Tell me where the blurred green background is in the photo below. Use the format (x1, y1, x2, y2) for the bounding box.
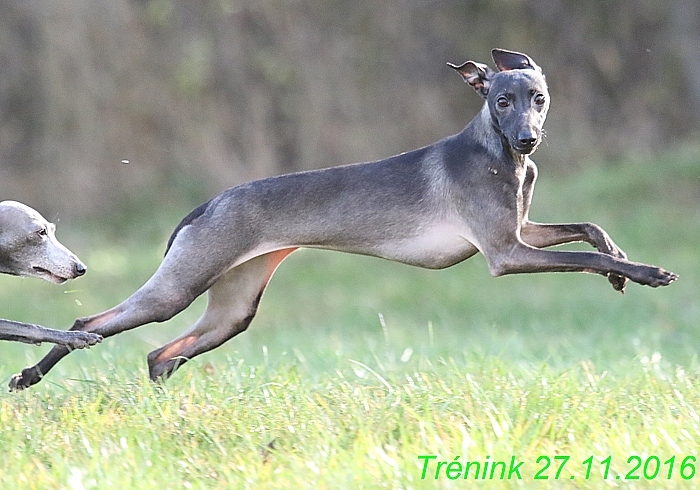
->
(0, 0, 698, 380)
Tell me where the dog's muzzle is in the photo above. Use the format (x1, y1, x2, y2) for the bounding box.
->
(513, 129, 539, 154)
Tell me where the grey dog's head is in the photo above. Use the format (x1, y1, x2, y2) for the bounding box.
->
(0, 201, 86, 284)
(448, 49, 549, 155)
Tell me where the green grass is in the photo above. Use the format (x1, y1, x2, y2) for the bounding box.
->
(0, 147, 699, 488)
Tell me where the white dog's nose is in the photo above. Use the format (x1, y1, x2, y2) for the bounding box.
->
(74, 262, 87, 277)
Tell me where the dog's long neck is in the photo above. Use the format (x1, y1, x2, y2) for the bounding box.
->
(470, 103, 511, 159)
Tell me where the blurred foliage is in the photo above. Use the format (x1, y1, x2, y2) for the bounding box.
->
(0, 0, 698, 221)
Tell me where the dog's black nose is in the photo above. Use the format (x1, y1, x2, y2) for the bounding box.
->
(517, 130, 537, 148)
(74, 262, 87, 276)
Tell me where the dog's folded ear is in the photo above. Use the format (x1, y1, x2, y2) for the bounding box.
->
(491, 49, 541, 73)
(447, 60, 495, 98)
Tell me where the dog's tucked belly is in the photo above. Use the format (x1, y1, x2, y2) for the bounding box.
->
(231, 221, 480, 272)
(372, 222, 480, 269)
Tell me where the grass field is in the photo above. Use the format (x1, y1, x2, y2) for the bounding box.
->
(0, 148, 698, 488)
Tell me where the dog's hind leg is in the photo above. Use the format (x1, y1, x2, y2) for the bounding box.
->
(8, 255, 211, 391)
(147, 248, 298, 381)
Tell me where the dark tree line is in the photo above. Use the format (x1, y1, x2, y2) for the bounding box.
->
(1, 0, 698, 217)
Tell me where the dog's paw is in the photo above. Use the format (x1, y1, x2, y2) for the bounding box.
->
(8, 367, 41, 392)
(64, 332, 102, 349)
(645, 268, 679, 288)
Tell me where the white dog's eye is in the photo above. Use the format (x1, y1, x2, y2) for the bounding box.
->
(37, 227, 48, 237)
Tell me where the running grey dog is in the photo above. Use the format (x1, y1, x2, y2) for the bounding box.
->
(9, 49, 677, 391)
(0, 201, 100, 348)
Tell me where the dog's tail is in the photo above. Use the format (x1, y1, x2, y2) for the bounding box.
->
(164, 199, 212, 256)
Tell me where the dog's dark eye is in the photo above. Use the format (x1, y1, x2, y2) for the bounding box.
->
(497, 96, 509, 108)
(534, 93, 546, 105)
(37, 228, 48, 237)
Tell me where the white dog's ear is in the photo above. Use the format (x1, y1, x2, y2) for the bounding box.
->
(491, 49, 541, 73)
(447, 60, 496, 99)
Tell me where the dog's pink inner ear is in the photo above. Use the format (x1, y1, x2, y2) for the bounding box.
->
(492, 49, 536, 72)
(448, 61, 493, 98)
(469, 77, 484, 89)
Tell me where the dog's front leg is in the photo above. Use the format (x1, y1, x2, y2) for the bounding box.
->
(477, 197, 675, 287)
(520, 221, 628, 291)
(520, 164, 628, 290)
(0, 320, 101, 348)
(484, 239, 676, 288)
